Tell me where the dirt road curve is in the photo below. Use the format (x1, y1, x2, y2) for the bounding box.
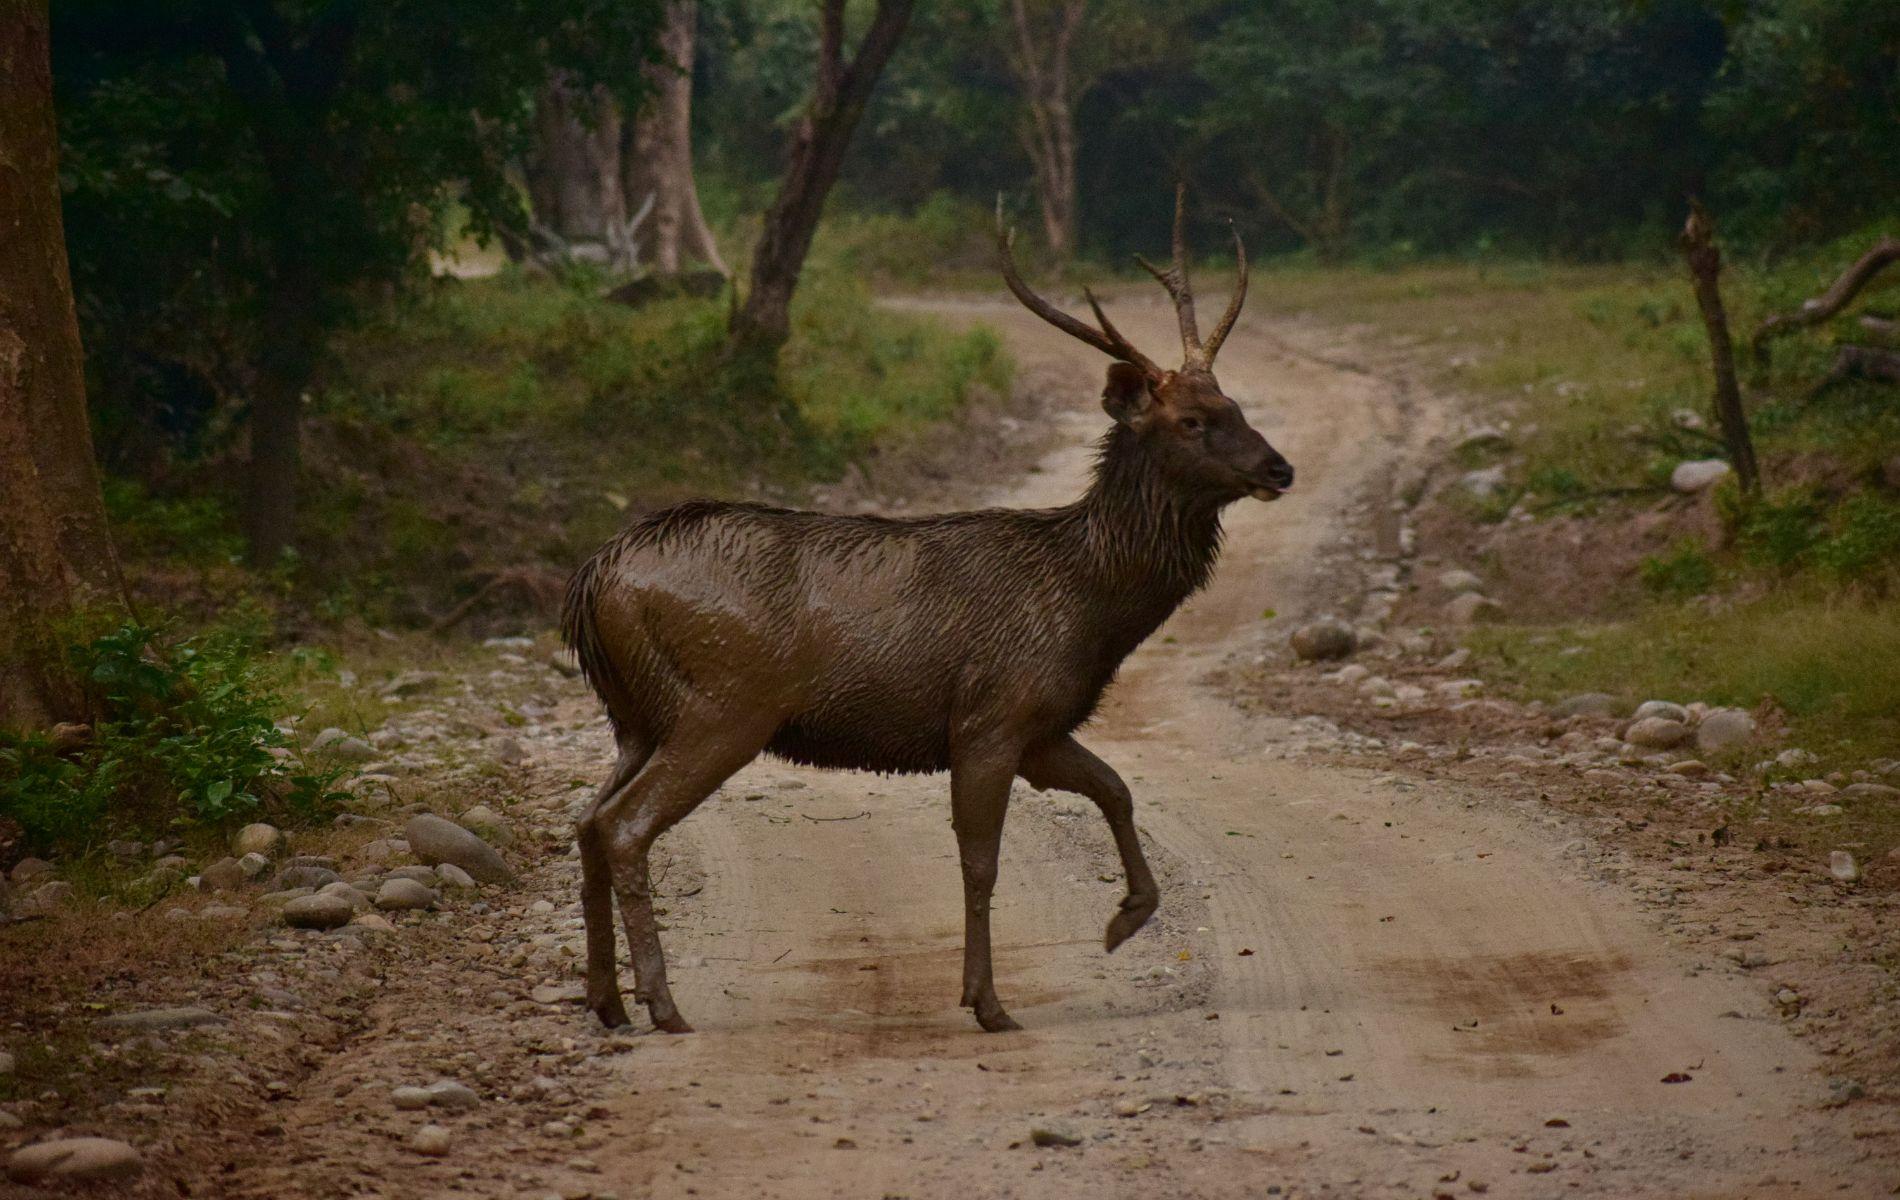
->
(232, 296, 1881, 1199)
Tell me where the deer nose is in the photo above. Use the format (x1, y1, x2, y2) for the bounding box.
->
(1265, 458, 1295, 490)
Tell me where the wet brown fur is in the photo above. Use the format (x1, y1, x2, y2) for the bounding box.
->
(563, 192, 1289, 1035)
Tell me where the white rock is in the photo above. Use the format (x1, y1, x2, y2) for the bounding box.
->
(1695, 708, 1756, 753)
(1830, 851, 1861, 884)
(424, 1079, 480, 1110)
(1633, 700, 1689, 723)
(282, 894, 354, 930)
(1458, 465, 1507, 497)
(232, 823, 284, 858)
(1625, 717, 1691, 749)
(391, 1086, 432, 1110)
(237, 852, 271, 879)
(374, 878, 437, 911)
(411, 1124, 452, 1157)
(1671, 459, 1732, 493)
(1290, 618, 1356, 662)
(1437, 568, 1483, 594)
(1443, 593, 1503, 624)
(435, 863, 476, 889)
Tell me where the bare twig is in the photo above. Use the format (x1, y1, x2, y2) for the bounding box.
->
(799, 810, 871, 823)
(1753, 235, 1900, 359)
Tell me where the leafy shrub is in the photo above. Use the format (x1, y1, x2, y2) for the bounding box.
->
(1813, 493, 1900, 581)
(0, 623, 345, 853)
(1737, 489, 1824, 569)
(1640, 541, 1718, 597)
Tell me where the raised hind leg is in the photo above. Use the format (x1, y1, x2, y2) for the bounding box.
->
(576, 734, 650, 1028)
(1019, 735, 1158, 953)
(591, 710, 773, 1033)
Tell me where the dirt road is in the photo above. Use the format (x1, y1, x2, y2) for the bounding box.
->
(202, 295, 1883, 1199)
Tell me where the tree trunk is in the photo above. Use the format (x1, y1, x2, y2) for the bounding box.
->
(526, 78, 629, 248)
(1005, 0, 1084, 262)
(1680, 202, 1759, 496)
(0, 0, 128, 731)
(623, 1, 729, 277)
(729, 0, 916, 357)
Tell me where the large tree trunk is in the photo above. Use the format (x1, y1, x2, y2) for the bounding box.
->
(624, 1, 728, 276)
(526, 78, 629, 248)
(0, 0, 128, 731)
(1004, 0, 1084, 262)
(729, 0, 915, 357)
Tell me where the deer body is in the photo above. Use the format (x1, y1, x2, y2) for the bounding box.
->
(566, 187, 1292, 1033)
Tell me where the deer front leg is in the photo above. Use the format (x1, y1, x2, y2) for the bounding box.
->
(1019, 735, 1159, 952)
(950, 746, 1022, 1033)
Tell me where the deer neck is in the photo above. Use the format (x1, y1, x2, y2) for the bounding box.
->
(1075, 425, 1226, 611)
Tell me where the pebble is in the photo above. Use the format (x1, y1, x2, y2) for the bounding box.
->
(282, 894, 355, 930)
(435, 863, 476, 889)
(232, 823, 284, 858)
(1829, 851, 1861, 884)
(1632, 700, 1689, 724)
(375, 878, 438, 911)
(1625, 717, 1690, 749)
(1670, 459, 1732, 493)
(1555, 693, 1620, 718)
(319, 881, 371, 910)
(22, 881, 75, 912)
(458, 805, 514, 845)
(1695, 708, 1755, 753)
(405, 814, 514, 885)
(1113, 1099, 1150, 1117)
(392, 1086, 432, 1110)
(424, 1080, 480, 1110)
(411, 1125, 453, 1157)
(1437, 568, 1483, 594)
(6, 1137, 143, 1183)
(199, 857, 248, 892)
(350, 914, 396, 931)
(236, 851, 271, 879)
(10, 857, 55, 886)
(276, 864, 343, 890)
(1840, 782, 1900, 802)
(1290, 618, 1356, 662)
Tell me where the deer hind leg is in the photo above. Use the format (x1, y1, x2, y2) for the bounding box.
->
(593, 712, 769, 1033)
(576, 734, 651, 1029)
(950, 743, 1024, 1033)
(1019, 735, 1159, 953)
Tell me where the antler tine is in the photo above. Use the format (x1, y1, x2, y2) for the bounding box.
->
(1201, 220, 1248, 365)
(1134, 181, 1204, 367)
(996, 194, 1161, 377)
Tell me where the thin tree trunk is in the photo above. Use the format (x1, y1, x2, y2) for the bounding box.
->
(1004, 0, 1084, 262)
(528, 79, 629, 247)
(0, 0, 128, 731)
(624, 1, 728, 276)
(729, 0, 915, 357)
(1680, 202, 1759, 496)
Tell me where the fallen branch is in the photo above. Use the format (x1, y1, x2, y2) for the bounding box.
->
(1859, 314, 1899, 341)
(1753, 235, 1900, 358)
(799, 810, 871, 823)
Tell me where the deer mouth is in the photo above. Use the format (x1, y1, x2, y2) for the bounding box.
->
(1250, 485, 1287, 502)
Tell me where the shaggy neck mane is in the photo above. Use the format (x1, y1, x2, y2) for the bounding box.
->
(1073, 423, 1225, 603)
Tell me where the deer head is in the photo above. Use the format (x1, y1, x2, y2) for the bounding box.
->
(997, 184, 1293, 503)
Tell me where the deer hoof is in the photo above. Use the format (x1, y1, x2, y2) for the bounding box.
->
(590, 992, 632, 1030)
(651, 1011, 695, 1035)
(974, 1004, 1023, 1034)
(1104, 895, 1158, 953)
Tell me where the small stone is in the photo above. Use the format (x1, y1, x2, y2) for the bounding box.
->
(236, 851, 271, 879)
(392, 1086, 432, 1110)
(1665, 760, 1709, 777)
(1671, 459, 1732, 494)
(318, 881, 371, 910)
(1443, 593, 1503, 624)
(1555, 693, 1620, 718)
(1113, 1099, 1150, 1118)
(1290, 618, 1356, 662)
(282, 894, 354, 930)
(199, 857, 248, 892)
(424, 1080, 480, 1110)
(492, 737, 528, 765)
(232, 823, 284, 858)
(6, 1137, 143, 1183)
(350, 913, 396, 931)
(374, 878, 437, 911)
(457, 804, 514, 846)
(106, 838, 145, 861)
(1829, 851, 1861, 884)
(275, 864, 342, 890)
(1777, 748, 1818, 768)
(1840, 782, 1900, 802)
(1625, 717, 1690, 749)
(329, 736, 376, 762)
(1695, 709, 1755, 753)
(9, 857, 54, 886)
(404, 814, 514, 885)
(1437, 568, 1483, 594)
(1458, 465, 1507, 498)
(21, 880, 75, 912)
(1633, 700, 1689, 723)
(411, 1124, 452, 1157)
(381, 669, 441, 698)
(1030, 1124, 1083, 1148)
(97, 1007, 224, 1033)
(435, 863, 476, 889)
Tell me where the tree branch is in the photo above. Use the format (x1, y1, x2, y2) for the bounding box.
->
(1753, 235, 1900, 358)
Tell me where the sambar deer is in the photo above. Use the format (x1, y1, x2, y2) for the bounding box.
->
(564, 185, 1292, 1033)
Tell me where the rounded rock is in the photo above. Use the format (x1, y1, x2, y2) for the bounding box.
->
(1437, 568, 1484, 594)
(374, 878, 437, 912)
(435, 863, 476, 889)
(1443, 593, 1504, 624)
(232, 823, 285, 859)
(7, 1137, 143, 1183)
(411, 1124, 452, 1157)
(457, 804, 514, 846)
(1290, 618, 1357, 662)
(1671, 459, 1732, 494)
(282, 893, 354, 930)
(1555, 693, 1621, 719)
(1625, 717, 1691, 749)
(1695, 708, 1756, 753)
(391, 1086, 432, 1111)
(198, 857, 248, 893)
(404, 814, 514, 885)
(1633, 700, 1690, 723)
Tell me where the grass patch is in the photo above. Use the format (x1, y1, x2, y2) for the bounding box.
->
(1467, 591, 1900, 764)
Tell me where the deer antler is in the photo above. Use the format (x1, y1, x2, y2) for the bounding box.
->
(996, 196, 1161, 379)
(1134, 184, 1247, 370)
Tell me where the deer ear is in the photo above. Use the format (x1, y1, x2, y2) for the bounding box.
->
(1101, 363, 1156, 429)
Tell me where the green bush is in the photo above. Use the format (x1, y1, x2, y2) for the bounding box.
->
(0, 623, 345, 854)
(1640, 541, 1718, 597)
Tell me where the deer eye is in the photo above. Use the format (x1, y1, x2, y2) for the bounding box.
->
(1179, 416, 1204, 434)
